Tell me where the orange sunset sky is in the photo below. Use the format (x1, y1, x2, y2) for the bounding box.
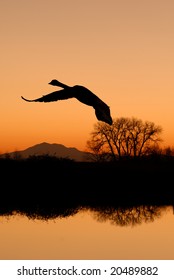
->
(1, 0, 174, 154)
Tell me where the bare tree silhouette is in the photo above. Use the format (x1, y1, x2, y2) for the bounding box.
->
(21, 79, 113, 125)
(87, 117, 162, 161)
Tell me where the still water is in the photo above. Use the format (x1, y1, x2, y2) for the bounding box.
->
(0, 206, 173, 260)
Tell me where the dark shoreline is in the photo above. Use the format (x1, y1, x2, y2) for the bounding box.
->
(0, 156, 173, 220)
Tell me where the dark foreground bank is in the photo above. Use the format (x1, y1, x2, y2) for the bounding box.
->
(0, 156, 173, 219)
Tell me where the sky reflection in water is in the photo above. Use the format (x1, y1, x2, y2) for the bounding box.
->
(0, 206, 173, 260)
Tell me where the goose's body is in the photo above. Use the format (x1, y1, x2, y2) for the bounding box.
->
(21, 79, 113, 125)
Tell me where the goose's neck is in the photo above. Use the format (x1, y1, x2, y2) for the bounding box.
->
(56, 81, 70, 89)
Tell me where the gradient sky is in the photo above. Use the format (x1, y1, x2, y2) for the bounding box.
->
(1, 0, 174, 153)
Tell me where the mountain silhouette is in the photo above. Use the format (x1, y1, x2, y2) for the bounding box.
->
(0, 142, 91, 162)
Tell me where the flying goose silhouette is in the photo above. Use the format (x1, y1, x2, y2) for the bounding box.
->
(21, 79, 113, 125)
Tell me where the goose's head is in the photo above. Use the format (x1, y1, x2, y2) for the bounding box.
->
(48, 79, 69, 89)
(48, 79, 61, 86)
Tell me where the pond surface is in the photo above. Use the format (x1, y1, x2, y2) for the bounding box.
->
(0, 206, 173, 260)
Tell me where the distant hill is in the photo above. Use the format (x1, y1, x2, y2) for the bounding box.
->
(0, 142, 92, 162)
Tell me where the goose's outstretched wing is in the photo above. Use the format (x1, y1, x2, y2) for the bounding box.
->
(21, 88, 74, 103)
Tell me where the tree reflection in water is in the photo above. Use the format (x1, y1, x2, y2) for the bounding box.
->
(90, 205, 169, 226)
(0, 204, 170, 227)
